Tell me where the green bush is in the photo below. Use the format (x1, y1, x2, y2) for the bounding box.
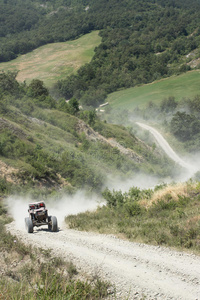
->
(102, 188, 124, 208)
(0, 178, 12, 196)
(124, 201, 143, 216)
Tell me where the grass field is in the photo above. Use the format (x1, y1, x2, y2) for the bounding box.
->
(106, 70, 200, 110)
(0, 31, 101, 87)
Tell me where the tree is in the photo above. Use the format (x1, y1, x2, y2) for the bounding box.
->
(0, 71, 19, 95)
(80, 110, 97, 126)
(188, 95, 200, 116)
(170, 111, 200, 141)
(161, 96, 177, 113)
(68, 97, 80, 115)
(28, 79, 49, 98)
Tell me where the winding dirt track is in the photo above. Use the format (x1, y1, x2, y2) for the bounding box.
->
(136, 122, 197, 175)
(6, 222, 200, 300)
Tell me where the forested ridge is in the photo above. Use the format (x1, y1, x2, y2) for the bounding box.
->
(1, 0, 200, 106)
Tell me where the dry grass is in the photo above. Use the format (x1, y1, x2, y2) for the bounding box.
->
(141, 182, 196, 208)
(0, 31, 101, 87)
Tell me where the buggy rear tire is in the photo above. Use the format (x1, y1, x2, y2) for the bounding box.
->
(48, 216, 58, 232)
(51, 216, 58, 232)
(25, 217, 33, 233)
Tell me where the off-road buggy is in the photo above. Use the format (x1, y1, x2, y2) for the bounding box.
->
(25, 201, 58, 233)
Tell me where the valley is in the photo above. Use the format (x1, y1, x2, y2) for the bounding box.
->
(1, 0, 200, 299)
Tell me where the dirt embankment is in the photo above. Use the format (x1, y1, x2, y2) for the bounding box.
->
(0, 160, 19, 184)
(76, 120, 143, 163)
(6, 222, 200, 300)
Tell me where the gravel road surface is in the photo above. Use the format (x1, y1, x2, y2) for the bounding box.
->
(6, 222, 200, 300)
(136, 122, 198, 178)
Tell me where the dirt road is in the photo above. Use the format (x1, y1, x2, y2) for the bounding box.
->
(136, 122, 198, 179)
(6, 222, 200, 300)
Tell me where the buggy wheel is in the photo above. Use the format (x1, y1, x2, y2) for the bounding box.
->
(25, 217, 33, 233)
(51, 216, 58, 232)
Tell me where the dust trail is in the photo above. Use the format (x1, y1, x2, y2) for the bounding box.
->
(106, 173, 165, 192)
(136, 122, 198, 178)
(5, 192, 103, 230)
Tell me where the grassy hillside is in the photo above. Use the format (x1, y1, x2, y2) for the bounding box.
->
(106, 70, 200, 111)
(0, 72, 175, 199)
(0, 31, 101, 88)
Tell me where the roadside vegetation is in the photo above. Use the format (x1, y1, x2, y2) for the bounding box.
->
(144, 96, 200, 153)
(66, 181, 200, 253)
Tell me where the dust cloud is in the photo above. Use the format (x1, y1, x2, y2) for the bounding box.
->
(47, 191, 103, 224)
(5, 122, 200, 232)
(5, 191, 103, 231)
(5, 172, 166, 233)
(106, 173, 164, 192)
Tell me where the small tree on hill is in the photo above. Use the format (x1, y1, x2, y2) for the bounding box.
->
(28, 79, 49, 98)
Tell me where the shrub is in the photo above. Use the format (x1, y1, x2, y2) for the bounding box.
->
(102, 188, 124, 208)
(0, 178, 12, 196)
(124, 201, 143, 216)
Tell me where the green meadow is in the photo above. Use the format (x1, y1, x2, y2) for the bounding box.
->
(0, 31, 101, 87)
(106, 70, 200, 110)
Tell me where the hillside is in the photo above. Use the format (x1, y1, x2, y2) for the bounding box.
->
(1, 0, 200, 107)
(0, 72, 175, 199)
(98, 70, 200, 154)
(0, 0, 199, 231)
(52, 0, 200, 106)
(105, 70, 200, 111)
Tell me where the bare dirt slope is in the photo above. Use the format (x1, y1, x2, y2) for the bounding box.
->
(6, 222, 200, 300)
